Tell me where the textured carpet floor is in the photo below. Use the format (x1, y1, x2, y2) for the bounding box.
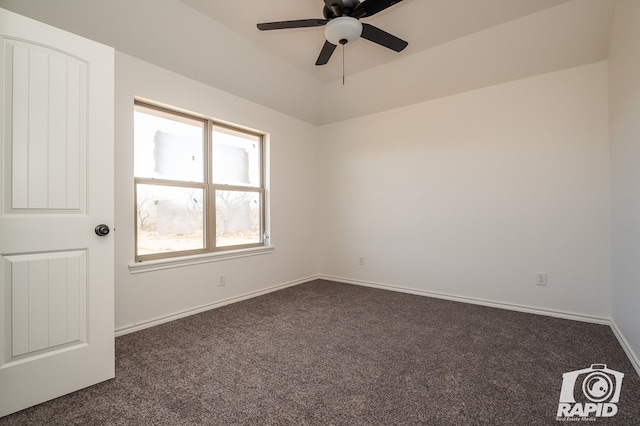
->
(1, 280, 639, 425)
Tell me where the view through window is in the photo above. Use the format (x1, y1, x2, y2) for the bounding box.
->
(134, 102, 265, 261)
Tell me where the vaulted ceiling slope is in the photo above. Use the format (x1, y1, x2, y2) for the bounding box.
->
(0, 0, 323, 124)
(0, 0, 614, 125)
(319, 0, 614, 124)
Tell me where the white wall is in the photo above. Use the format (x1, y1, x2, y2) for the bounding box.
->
(114, 53, 318, 331)
(608, 0, 640, 368)
(318, 62, 611, 319)
(0, 0, 323, 124)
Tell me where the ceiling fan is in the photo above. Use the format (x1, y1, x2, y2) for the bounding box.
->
(257, 0, 408, 66)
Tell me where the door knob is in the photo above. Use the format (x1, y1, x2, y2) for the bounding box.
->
(95, 224, 110, 236)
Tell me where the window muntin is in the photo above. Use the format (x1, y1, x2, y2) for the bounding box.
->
(134, 102, 265, 261)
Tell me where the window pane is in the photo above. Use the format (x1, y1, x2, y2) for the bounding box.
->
(137, 184, 205, 256)
(215, 190, 261, 247)
(134, 105, 204, 182)
(212, 127, 261, 187)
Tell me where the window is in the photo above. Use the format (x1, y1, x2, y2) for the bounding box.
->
(134, 101, 266, 261)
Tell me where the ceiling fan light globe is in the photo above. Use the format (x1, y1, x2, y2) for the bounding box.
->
(324, 17, 362, 45)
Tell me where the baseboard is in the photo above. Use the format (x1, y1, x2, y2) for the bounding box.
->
(610, 320, 640, 377)
(321, 275, 640, 377)
(319, 274, 611, 325)
(115, 273, 639, 378)
(116, 274, 609, 336)
(114, 275, 317, 337)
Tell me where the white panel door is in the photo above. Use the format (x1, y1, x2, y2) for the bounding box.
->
(0, 8, 114, 417)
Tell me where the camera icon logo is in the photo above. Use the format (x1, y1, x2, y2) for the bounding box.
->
(557, 364, 624, 419)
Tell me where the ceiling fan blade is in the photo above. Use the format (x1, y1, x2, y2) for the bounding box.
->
(352, 0, 403, 18)
(315, 40, 337, 65)
(257, 19, 327, 31)
(361, 23, 408, 52)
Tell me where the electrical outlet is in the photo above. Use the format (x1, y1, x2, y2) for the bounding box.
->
(219, 274, 226, 286)
(536, 272, 547, 286)
(358, 256, 365, 266)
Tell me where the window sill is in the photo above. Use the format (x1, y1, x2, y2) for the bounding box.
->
(128, 245, 275, 274)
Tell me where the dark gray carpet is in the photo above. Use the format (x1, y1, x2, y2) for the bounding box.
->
(1, 280, 639, 425)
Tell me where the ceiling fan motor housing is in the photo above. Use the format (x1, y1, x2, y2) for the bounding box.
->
(325, 17, 363, 45)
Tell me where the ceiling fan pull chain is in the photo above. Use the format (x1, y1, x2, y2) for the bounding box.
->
(342, 42, 345, 85)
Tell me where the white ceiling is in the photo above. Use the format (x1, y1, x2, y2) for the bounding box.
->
(0, 0, 616, 124)
(180, 0, 573, 83)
